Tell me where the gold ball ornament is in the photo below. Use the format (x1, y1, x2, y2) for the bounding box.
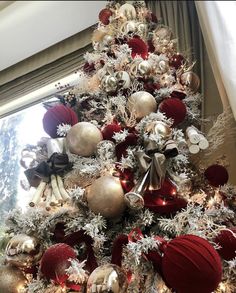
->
(86, 176, 126, 218)
(127, 91, 157, 119)
(119, 3, 136, 20)
(115, 71, 131, 89)
(0, 265, 27, 293)
(86, 264, 128, 293)
(66, 122, 103, 156)
(101, 75, 118, 93)
(180, 71, 200, 93)
(5, 234, 42, 268)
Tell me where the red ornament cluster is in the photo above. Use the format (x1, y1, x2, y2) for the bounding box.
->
(204, 164, 229, 187)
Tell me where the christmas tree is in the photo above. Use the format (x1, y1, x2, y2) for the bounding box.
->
(0, 1, 235, 293)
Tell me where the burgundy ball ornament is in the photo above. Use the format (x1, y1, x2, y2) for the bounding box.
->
(66, 122, 103, 157)
(214, 228, 236, 260)
(159, 98, 187, 126)
(128, 37, 148, 59)
(99, 8, 113, 25)
(169, 53, 185, 69)
(40, 243, 76, 285)
(102, 123, 122, 141)
(43, 105, 78, 138)
(161, 235, 222, 293)
(204, 164, 229, 187)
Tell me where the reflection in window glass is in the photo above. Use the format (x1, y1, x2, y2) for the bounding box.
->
(0, 103, 48, 221)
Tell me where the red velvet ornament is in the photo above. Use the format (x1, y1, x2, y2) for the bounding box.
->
(43, 105, 78, 138)
(170, 53, 185, 69)
(101, 123, 122, 141)
(144, 178, 187, 215)
(127, 37, 148, 59)
(204, 164, 229, 187)
(214, 228, 236, 260)
(40, 243, 76, 285)
(161, 235, 222, 293)
(115, 132, 138, 161)
(170, 90, 186, 100)
(99, 8, 113, 25)
(159, 98, 187, 126)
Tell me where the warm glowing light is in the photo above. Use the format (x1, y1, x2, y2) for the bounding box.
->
(162, 200, 166, 205)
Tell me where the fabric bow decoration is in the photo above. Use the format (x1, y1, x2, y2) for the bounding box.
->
(136, 140, 178, 190)
(25, 152, 72, 186)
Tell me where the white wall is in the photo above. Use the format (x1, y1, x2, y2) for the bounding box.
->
(0, 1, 107, 71)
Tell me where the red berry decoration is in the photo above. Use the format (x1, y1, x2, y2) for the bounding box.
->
(170, 53, 185, 69)
(40, 243, 76, 285)
(214, 228, 236, 260)
(144, 178, 187, 215)
(204, 164, 229, 187)
(43, 105, 78, 138)
(161, 235, 222, 293)
(101, 123, 122, 141)
(128, 37, 148, 59)
(159, 98, 187, 126)
(99, 8, 112, 25)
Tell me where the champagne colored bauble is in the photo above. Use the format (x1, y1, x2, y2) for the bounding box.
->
(86, 176, 126, 218)
(86, 264, 128, 293)
(127, 91, 157, 119)
(66, 122, 103, 156)
(6, 234, 42, 268)
(180, 71, 200, 93)
(119, 3, 136, 20)
(115, 71, 131, 89)
(0, 265, 27, 293)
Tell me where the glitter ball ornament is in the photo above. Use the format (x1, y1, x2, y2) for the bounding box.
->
(204, 164, 229, 187)
(180, 71, 200, 93)
(99, 8, 113, 25)
(161, 235, 222, 293)
(0, 265, 27, 293)
(127, 91, 157, 119)
(159, 98, 187, 126)
(40, 243, 76, 285)
(169, 53, 185, 69)
(102, 123, 122, 141)
(66, 122, 103, 156)
(128, 37, 148, 59)
(43, 105, 78, 138)
(214, 228, 236, 260)
(86, 176, 126, 218)
(86, 264, 128, 293)
(6, 234, 42, 268)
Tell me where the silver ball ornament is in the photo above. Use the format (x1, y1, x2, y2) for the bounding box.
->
(127, 91, 157, 119)
(138, 60, 152, 75)
(115, 71, 131, 89)
(101, 75, 118, 93)
(103, 35, 113, 46)
(86, 264, 128, 293)
(86, 176, 126, 218)
(5, 234, 42, 268)
(66, 122, 103, 156)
